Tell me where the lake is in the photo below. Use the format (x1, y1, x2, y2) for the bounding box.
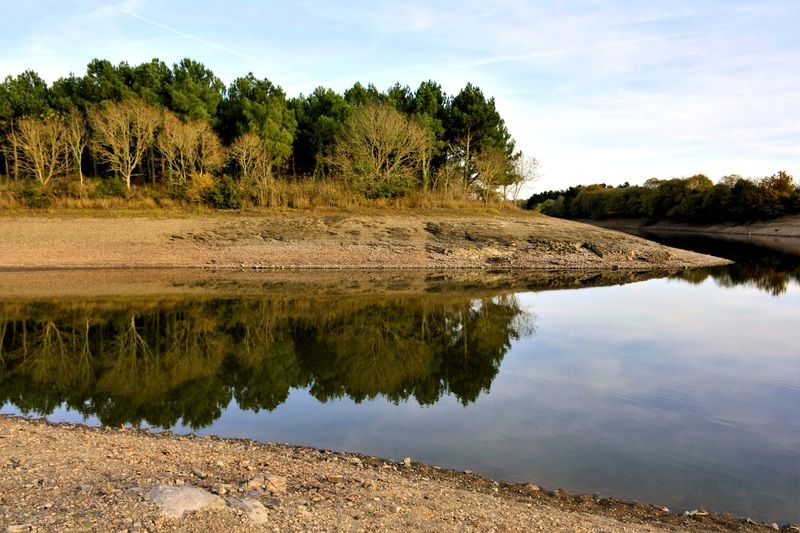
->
(1, 237, 798, 524)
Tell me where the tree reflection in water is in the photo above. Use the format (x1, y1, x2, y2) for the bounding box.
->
(0, 294, 534, 429)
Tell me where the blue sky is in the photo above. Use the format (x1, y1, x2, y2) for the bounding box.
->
(1, 0, 798, 192)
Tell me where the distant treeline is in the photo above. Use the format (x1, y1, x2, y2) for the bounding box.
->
(525, 173, 799, 223)
(0, 58, 536, 208)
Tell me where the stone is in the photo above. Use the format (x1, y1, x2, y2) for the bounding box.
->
(264, 474, 287, 494)
(402, 457, 412, 467)
(148, 484, 225, 519)
(245, 473, 286, 494)
(524, 484, 540, 492)
(325, 474, 344, 484)
(7, 525, 33, 533)
(227, 497, 269, 525)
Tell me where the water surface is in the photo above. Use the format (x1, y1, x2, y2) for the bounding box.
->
(1, 247, 798, 523)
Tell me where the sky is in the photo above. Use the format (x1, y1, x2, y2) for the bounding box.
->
(1, 0, 798, 193)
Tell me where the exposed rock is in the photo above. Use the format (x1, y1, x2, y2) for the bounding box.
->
(581, 241, 604, 258)
(244, 473, 287, 494)
(6, 525, 33, 533)
(148, 484, 225, 518)
(227, 497, 269, 525)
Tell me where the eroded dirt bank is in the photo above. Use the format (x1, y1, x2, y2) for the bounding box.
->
(0, 211, 729, 270)
(0, 416, 787, 533)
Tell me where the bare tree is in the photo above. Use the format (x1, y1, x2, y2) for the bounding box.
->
(509, 153, 539, 201)
(158, 112, 224, 186)
(330, 104, 429, 194)
(473, 147, 510, 203)
(6, 115, 70, 186)
(90, 98, 161, 189)
(64, 108, 87, 188)
(230, 132, 272, 195)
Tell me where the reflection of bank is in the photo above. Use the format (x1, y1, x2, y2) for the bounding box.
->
(0, 293, 534, 430)
(631, 232, 800, 297)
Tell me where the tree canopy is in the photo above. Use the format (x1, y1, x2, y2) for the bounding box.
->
(0, 56, 532, 206)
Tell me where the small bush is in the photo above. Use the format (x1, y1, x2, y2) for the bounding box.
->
(187, 173, 215, 203)
(204, 176, 242, 209)
(93, 177, 129, 198)
(365, 176, 415, 199)
(20, 183, 54, 208)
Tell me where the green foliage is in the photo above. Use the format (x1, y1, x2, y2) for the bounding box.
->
(1, 57, 525, 205)
(20, 182, 53, 207)
(290, 87, 351, 176)
(527, 172, 798, 223)
(93, 177, 129, 198)
(365, 175, 416, 199)
(204, 176, 242, 209)
(217, 74, 296, 163)
(165, 58, 224, 123)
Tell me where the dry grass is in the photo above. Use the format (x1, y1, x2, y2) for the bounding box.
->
(0, 175, 519, 216)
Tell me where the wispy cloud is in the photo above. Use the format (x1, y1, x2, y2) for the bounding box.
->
(1, 0, 797, 191)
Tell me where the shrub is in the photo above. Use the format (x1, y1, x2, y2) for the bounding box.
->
(20, 182, 54, 208)
(93, 177, 129, 198)
(204, 176, 242, 209)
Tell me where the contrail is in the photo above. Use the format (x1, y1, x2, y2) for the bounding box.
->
(120, 8, 260, 65)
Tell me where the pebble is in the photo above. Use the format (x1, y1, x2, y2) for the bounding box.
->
(401, 457, 412, 467)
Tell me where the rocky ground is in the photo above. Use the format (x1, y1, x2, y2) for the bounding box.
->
(0, 210, 729, 270)
(2, 416, 793, 533)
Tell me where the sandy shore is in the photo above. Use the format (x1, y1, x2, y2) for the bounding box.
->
(1, 416, 785, 533)
(0, 211, 730, 270)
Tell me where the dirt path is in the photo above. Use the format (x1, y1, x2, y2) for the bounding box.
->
(1, 416, 782, 533)
(0, 211, 728, 270)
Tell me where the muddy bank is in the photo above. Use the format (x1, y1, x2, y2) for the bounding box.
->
(0, 211, 729, 270)
(587, 216, 800, 256)
(1, 416, 789, 533)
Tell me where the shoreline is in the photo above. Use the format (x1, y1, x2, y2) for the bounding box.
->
(0, 211, 731, 271)
(1, 415, 787, 532)
(583, 216, 800, 256)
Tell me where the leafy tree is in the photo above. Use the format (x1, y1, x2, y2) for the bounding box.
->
(446, 83, 515, 188)
(385, 83, 414, 114)
(343, 82, 382, 106)
(130, 58, 172, 107)
(165, 58, 224, 123)
(80, 59, 134, 104)
(216, 74, 296, 165)
(290, 87, 351, 176)
(412, 81, 448, 189)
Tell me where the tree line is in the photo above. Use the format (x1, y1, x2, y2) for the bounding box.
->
(526, 172, 799, 223)
(0, 58, 537, 208)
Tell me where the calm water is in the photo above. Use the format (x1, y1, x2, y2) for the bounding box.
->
(1, 240, 798, 523)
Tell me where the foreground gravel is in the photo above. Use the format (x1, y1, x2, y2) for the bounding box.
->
(0, 417, 785, 533)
